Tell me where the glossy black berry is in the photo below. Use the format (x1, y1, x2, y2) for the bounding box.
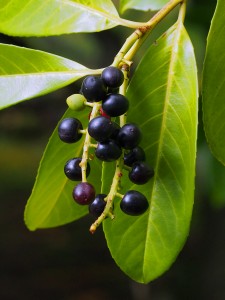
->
(80, 76, 107, 102)
(72, 182, 95, 205)
(102, 94, 129, 117)
(129, 161, 154, 185)
(124, 146, 146, 167)
(89, 194, 107, 218)
(117, 123, 142, 149)
(64, 157, 90, 181)
(101, 66, 124, 88)
(120, 190, 149, 216)
(88, 116, 114, 142)
(95, 140, 122, 162)
(58, 117, 83, 143)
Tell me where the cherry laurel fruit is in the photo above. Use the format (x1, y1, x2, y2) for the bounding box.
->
(95, 140, 122, 162)
(101, 66, 124, 88)
(89, 194, 107, 218)
(124, 146, 146, 167)
(66, 94, 86, 111)
(88, 116, 114, 142)
(117, 123, 142, 149)
(64, 157, 90, 181)
(129, 161, 154, 185)
(58, 117, 83, 143)
(102, 94, 129, 117)
(73, 182, 95, 205)
(120, 190, 149, 216)
(80, 76, 107, 102)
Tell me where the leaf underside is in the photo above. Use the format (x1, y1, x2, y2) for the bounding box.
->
(202, 0, 225, 165)
(0, 0, 121, 36)
(0, 44, 93, 110)
(120, 0, 168, 13)
(103, 22, 198, 283)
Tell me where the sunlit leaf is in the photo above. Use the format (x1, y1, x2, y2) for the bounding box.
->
(120, 0, 168, 13)
(0, 0, 131, 36)
(24, 109, 102, 230)
(103, 22, 198, 283)
(0, 44, 95, 109)
(202, 0, 225, 165)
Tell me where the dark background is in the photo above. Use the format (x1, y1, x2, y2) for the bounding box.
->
(1, 0, 224, 299)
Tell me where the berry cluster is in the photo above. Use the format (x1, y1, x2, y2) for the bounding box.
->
(58, 66, 154, 232)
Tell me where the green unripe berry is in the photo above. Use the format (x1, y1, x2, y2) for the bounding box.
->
(66, 94, 86, 111)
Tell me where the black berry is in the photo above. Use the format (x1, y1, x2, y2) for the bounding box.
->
(88, 116, 114, 142)
(101, 66, 124, 88)
(120, 190, 149, 216)
(117, 123, 142, 149)
(124, 146, 146, 167)
(64, 157, 90, 181)
(102, 94, 129, 117)
(72, 182, 95, 205)
(89, 194, 107, 218)
(95, 140, 122, 162)
(129, 161, 154, 185)
(58, 117, 83, 143)
(80, 76, 107, 102)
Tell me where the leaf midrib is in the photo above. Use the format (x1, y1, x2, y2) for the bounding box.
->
(142, 21, 182, 280)
(0, 69, 94, 77)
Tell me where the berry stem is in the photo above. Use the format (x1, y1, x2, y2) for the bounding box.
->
(89, 158, 124, 234)
(119, 65, 130, 127)
(112, 29, 143, 68)
(80, 102, 101, 182)
(78, 129, 87, 134)
(112, 0, 185, 68)
(84, 101, 95, 107)
(90, 59, 131, 233)
(116, 192, 124, 199)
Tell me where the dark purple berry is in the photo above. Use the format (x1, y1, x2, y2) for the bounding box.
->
(101, 66, 124, 88)
(89, 194, 107, 218)
(120, 190, 149, 216)
(129, 161, 154, 185)
(124, 146, 146, 167)
(72, 182, 95, 205)
(88, 116, 114, 142)
(58, 117, 83, 143)
(64, 157, 90, 181)
(95, 140, 122, 162)
(80, 76, 107, 102)
(102, 94, 129, 117)
(117, 123, 142, 149)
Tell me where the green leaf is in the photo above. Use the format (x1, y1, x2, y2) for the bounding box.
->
(0, 44, 94, 109)
(103, 22, 198, 283)
(0, 0, 125, 36)
(24, 109, 102, 230)
(120, 0, 168, 13)
(202, 0, 225, 165)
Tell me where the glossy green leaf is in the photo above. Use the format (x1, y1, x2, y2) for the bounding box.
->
(103, 22, 198, 283)
(202, 0, 225, 165)
(120, 0, 168, 13)
(24, 109, 102, 230)
(0, 0, 125, 36)
(0, 44, 94, 109)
